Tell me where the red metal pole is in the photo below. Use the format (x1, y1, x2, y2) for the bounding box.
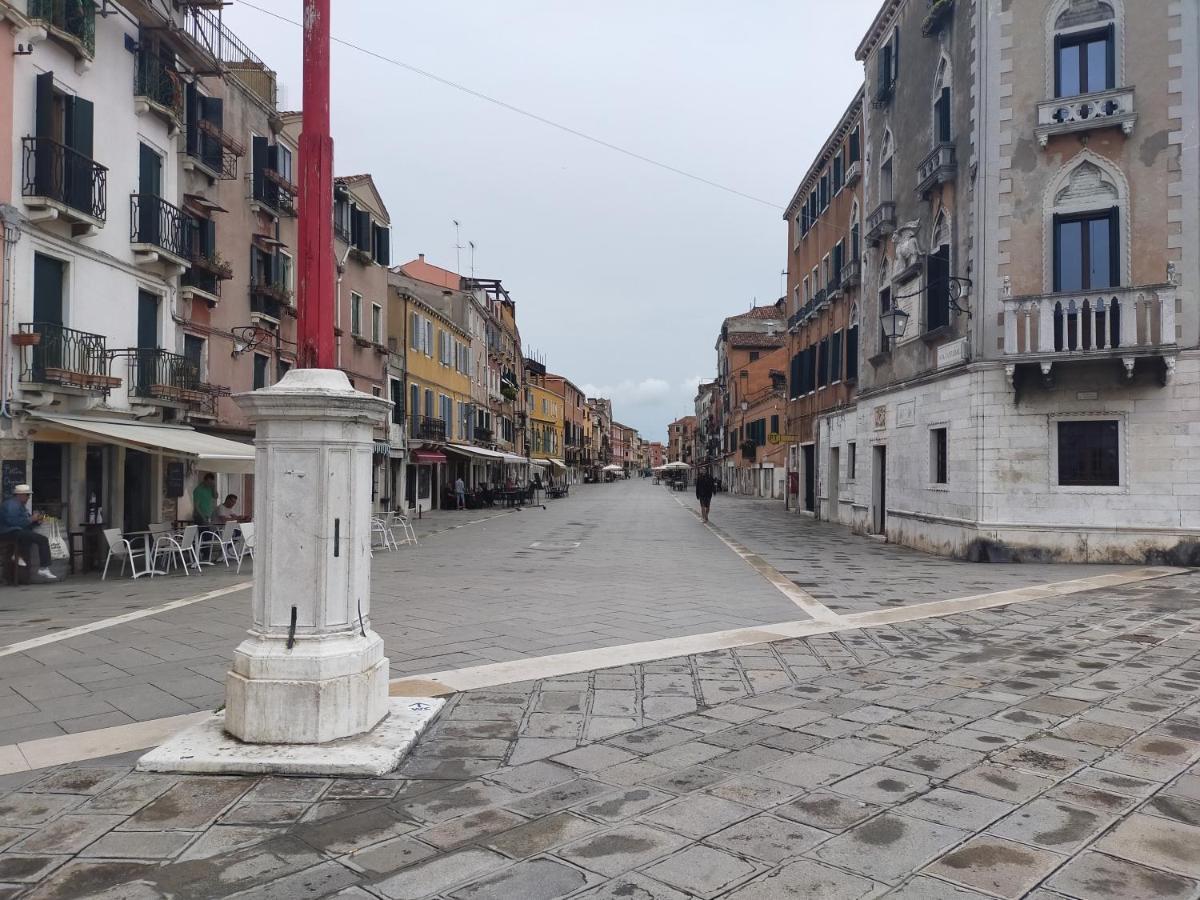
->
(296, 0, 335, 369)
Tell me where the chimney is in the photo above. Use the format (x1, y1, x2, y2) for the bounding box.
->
(419, 253, 425, 262)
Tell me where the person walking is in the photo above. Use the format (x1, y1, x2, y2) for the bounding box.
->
(0, 484, 57, 581)
(454, 475, 466, 510)
(695, 468, 715, 524)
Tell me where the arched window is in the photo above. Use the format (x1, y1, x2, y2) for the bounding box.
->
(933, 56, 952, 144)
(846, 303, 860, 382)
(879, 129, 894, 203)
(849, 199, 861, 264)
(927, 209, 953, 332)
(1045, 151, 1127, 294)
(1047, 0, 1121, 98)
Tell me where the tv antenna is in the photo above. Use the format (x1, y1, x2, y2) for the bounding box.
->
(453, 219, 464, 274)
(468, 241, 476, 278)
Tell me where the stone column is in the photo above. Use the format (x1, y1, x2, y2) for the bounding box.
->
(225, 368, 390, 744)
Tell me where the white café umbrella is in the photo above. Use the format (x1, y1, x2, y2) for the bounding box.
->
(601, 464, 623, 473)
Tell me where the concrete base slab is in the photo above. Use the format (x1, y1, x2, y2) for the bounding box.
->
(135, 698, 444, 777)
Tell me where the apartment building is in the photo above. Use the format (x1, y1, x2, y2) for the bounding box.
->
(525, 358, 562, 479)
(818, 0, 1199, 562)
(667, 415, 695, 464)
(546, 372, 587, 482)
(732, 346, 789, 499)
(587, 397, 612, 480)
(784, 89, 865, 513)
(1, 1, 258, 537)
(714, 302, 787, 490)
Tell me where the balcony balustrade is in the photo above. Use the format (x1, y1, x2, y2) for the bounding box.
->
(844, 160, 862, 188)
(1036, 87, 1136, 147)
(841, 258, 861, 288)
(915, 143, 956, 196)
(134, 50, 184, 122)
(249, 292, 283, 322)
(17, 322, 117, 391)
(865, 201, 896, 245)
(411, 416, 447, 442)
(130, 194, 191, 264)
(1003, 283, 1177, 381)
(27, 0, 94, 57)
(128, 348, 206, 405)
(474, 425, 494, 444)
(21, 136, 106, 226)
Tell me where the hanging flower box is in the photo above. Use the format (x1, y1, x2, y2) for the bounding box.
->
(11, 332, 41, 347)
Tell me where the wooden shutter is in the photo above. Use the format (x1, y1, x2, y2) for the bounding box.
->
(374, 225, 390, 265)
(265, 143, 280, 205)
(66, 95, 93, 157)
(1108, 206, 1120, 286)
(199, 96, 223, 170)
(354, 210, 372, 251)
(846, 326, 859, 381)
(35, 72, 55, 138)
(252, 136, 268, 202)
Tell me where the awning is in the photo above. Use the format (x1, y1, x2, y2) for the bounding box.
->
(411, 450, 447, 464)
(446, 444, 508, 461)
(30, 414, 255, 474)
(501, 453, 528, 466)
(529, 459, 549, 469)
(547, 458, 567, 470)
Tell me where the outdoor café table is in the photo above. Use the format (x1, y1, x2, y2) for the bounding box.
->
(122, 529, 172, 577)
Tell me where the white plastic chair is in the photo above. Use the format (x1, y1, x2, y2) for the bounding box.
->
(101, 528, 152, 580)
(371, 516, 398, 551)
(198, 521, 238, 566)
(153, 524, 201, 575)
(236, 522, 256, 573)
(389, 511, 417, 547)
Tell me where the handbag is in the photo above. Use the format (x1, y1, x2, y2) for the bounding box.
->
(41, 516, 70, 561)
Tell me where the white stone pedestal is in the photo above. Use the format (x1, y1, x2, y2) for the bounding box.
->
(139, 369, 439, 775)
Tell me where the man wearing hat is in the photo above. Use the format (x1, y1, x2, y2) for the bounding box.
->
(0, 484, 57, 582)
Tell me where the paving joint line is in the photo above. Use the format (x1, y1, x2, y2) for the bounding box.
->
(670, 492, 846, 625)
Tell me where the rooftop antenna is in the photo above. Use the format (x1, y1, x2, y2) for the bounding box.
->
(469, 241, 476, 278)
(453, 219, 463, 275)
(780, 269, 787, 297)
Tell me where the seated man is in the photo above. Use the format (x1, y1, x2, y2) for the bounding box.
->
(0, 484, 57, 582)
(214, 494, 243, 524)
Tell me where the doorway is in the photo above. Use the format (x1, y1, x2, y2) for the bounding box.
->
(828, 447, 840, 523)
(872, 445, 887, 534)
(138, 143, 163, 245)
(802, 445, 815, 513)
(123, 449, 152, 532)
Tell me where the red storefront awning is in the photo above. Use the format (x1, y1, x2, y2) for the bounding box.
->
(411, 450, 447, 464)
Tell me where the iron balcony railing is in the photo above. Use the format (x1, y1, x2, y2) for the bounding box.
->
(18, 322, 114, 390)
(180, 4, 277, 107)
(22, 136, 107, 223)
(129, 348, 203, 403)
(250, 275, 292, 305)
(474, 425, 494, 443)
(134, 50, 184, 119)
(130, 194, 191, 259)
(250, 293, 283, 321)
(412, 416, 447, 442)
(182, 245, 232, 299)
(27, 0, 95, 56)
(182, 267, 221, 298)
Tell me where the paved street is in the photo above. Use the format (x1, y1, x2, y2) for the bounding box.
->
(1, 480, 1198, 898)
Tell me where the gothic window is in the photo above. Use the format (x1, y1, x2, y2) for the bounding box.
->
(1046, 154, 1126, 292)
(1049, 0, 1120, 98)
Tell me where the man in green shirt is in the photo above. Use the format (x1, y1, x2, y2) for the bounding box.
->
(192, 473, 217, 525)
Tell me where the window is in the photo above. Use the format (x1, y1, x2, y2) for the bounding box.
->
(846, 323, 859, 382)
(876, 28, 898, 101)
(934, 86, 952, 143)
(440, 394, 453, 428)
(277, 144, 293, 183)
(879, 287, 892, 349)
(183, 334, 205, 381)
(847, 442, 857, 479)
(770, 414, 779, 436)
(1054, 208, 1118, 291)
(819, 172, 829, 211)
(350, 292, 363, 336)
(253, 353, 268, 390)
(880, 156, 893, 203)
(832, 241, 844, 288)
(371, 303, 382, 343)
(848, 127, 861, 164)
(424, 388, 433, 419)
(802, 276, 810, 303)
(832, 155, 844, 194)
(931, 428, 948, 484)
(817, 338, 829, 388)
(749, 351, 760, 362)
(1058, 420, 1118, 486)
(830, 330, 843, 383)
(822, 255, 831, 293)
(927, 244, 952, 332)
(425, 320, 433, 356)
(277, 359, 291, 382)
(1055, 26, 1114, 98)
(372, 224, 390, 266)
(409, 383, 419, 425)
(410, 312, 421, 350)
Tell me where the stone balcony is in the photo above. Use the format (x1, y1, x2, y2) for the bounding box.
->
(865, 201, 896, 246)
(1035, 87, 1136, 147)
(1002, 282, 1177, 383)
(915, 143, 956, 197)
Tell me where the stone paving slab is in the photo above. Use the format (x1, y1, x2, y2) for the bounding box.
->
(1, 571, 1200, 897)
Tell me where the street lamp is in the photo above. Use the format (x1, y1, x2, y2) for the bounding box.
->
(880, 305, 911, 345)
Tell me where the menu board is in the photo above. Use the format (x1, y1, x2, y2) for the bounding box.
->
(1, 460, 26, 500)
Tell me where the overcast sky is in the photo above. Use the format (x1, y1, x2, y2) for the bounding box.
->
(224, 0, 879, 440)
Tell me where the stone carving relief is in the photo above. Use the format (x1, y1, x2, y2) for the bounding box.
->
(892, 221, 923, 275)
(1054, 161, 1118, 208)
(1055, 0, 1115, 30)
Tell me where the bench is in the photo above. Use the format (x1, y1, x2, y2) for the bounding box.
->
(0, 536, 31, 586)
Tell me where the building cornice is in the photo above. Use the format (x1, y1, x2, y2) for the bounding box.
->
(855, 0, 904, 61)
(784, 87, 866, 218)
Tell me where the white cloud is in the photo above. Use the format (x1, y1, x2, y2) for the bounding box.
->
(680, 375, 703, 397)
(580, 377, 672, 406)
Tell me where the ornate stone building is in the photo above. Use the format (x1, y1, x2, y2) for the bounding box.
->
(818, 0, 1198, 562)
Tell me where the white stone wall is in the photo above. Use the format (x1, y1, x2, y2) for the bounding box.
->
(819, 357, 1200, 562)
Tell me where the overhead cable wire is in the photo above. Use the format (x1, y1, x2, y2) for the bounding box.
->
(234, 0, 784, 211)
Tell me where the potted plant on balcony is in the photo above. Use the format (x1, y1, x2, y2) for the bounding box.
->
(740, 440, 757, 461)
(922, 0, 953, 35)
(11, 332, 41, 347)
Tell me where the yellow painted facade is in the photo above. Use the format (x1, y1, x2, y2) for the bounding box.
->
(397, 292, 473, 443)
(528, 383, 562, 459)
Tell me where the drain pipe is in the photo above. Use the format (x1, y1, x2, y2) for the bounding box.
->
(0, 205, 22, 420)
